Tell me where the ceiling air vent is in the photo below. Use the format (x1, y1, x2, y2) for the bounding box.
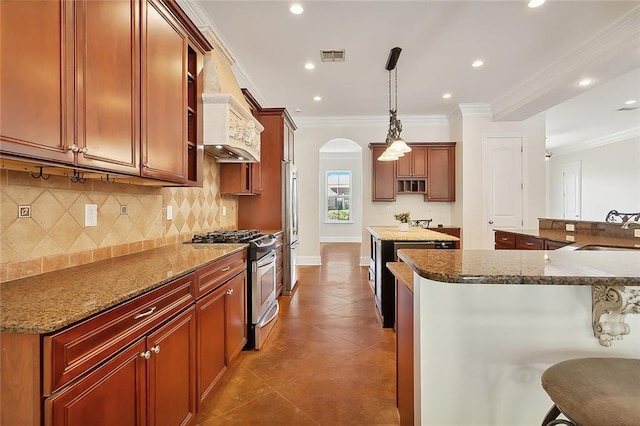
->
(617, 107, 638, 111)
(320, 49, 346, 62)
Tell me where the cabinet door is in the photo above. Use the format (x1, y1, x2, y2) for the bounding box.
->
(75, 0, 140, 175)
(396, 281, 414, 426)
(0, 0, 74, 164)
(225, 272, 247, 363)
(220, 163, 252, 195)
(141, 0, 187, 183)
(371, 145, 396, 201)
(45, 340, 147, 426)
(195, 285, 227, 407)
(411, 146, 428, 178)
(495, 231, 516, 249)
(515, 234, 544, 250)
(396, 153, 412, 178)
(426, 145, 455, 201)
(147, 306, 196, 426)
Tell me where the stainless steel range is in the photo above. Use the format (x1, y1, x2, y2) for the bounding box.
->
(191, 230, 278, 350)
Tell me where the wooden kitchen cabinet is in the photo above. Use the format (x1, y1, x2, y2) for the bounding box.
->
(46, 307, 197, 426)
(426, 144, 456, 202)
(515, 234, 545, 250)
(544, 239, 572, 250)
(494, 230, 516, 249)
(397, 146, 427, 178)
(396, 275, 414, 426)
(494, 230, 572, 250)
(370, 144, 397, 201)
(195, 251, 247, 408)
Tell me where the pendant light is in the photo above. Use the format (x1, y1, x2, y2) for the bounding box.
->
(378, 47, 411, 161)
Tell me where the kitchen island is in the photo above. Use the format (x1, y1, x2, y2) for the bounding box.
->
(367, 226, 459, 327)
(396, 249, 640, 426)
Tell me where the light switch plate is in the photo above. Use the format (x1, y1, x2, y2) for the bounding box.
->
(222, 206, 227, 217)
(18, 205, 31, 218)
(635, 229, 640, 238)
(85, 204, 98, 227)
(565, 224, 575, 232)
(166, 205, 173, 221)
(565, 235, 575, 242)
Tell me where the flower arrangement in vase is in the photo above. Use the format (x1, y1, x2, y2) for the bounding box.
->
(394, 212, 410, 231)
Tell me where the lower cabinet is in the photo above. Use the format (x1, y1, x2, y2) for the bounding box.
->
(494, 231, 572, 250)
(45, 306, 197, 426)
(396, 280, 414, 426)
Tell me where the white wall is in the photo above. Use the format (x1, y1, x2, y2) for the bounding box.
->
(294, 116, 451, 265)
(547, 137, 640, 221)
(319, 150, 362, 243)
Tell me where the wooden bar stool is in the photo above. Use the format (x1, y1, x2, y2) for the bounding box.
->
(541, 357, 640, 426)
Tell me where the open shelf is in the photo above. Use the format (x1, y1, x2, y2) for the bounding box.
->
(397, 179, 426, 194)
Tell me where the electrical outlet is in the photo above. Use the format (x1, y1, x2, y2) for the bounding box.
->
(85, 204, 98, 227)
(635, 229, 640, 238)
(166, 205, 173, 221)
(120, 205, 128, 215)
(221, 206, 227, 217)
(565, 224, 575, 232)
(565, 235, 575, 242)
(18, 205, 31, 218)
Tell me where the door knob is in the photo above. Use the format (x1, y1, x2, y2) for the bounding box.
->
(488, 220, 494, 224)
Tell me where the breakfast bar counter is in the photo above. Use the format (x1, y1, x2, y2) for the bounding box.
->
(395, 248, 640, 426)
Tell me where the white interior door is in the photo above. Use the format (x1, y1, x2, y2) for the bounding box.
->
(562, 162, 582, 220)
(482, 137, 524, 249)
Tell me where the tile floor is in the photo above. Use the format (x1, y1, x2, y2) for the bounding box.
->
(193, 243, 399, 425)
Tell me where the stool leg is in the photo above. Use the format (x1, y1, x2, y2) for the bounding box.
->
(542, 404, 577, 426)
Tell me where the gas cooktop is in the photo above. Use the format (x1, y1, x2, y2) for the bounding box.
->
(191, 230, 263, 244)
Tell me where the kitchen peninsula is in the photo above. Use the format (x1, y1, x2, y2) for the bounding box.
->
(367, 226, 459, 327)
(396, 248, 640, 426)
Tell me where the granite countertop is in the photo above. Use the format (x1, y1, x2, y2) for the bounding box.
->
(0, 243, 247, 334)
(397, 249, 640, 286)
(494, 228, 640, 249)
(387, 262, 414, 293)
(368, 226, 459, 242)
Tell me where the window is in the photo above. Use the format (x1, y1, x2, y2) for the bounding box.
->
(325, 171, 351, 222)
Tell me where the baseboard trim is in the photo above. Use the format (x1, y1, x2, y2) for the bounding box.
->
(298, 256, 321, 266)
(360, 256, 370, 267)
(319, 236, 362, 243)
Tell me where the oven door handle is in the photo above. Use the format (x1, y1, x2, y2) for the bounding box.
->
(256, 252, 276, 268)
(257, 301, 279, 328)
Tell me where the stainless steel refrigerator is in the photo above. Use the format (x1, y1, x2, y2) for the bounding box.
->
(282, 161, 299, 295)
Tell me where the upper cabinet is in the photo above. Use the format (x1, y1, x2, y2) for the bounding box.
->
(0, 0, 210, 185)
(370, 142, 456, 202)
(0, 1, 75, 164)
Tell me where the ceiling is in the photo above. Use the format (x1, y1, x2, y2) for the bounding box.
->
(181, 1, 640, 151)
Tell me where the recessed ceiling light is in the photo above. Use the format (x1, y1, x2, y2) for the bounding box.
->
(295, 108, 302, 112)
(304, 62, 315, 70)
(528, 0, 545, 8)
(313, 96, 322, 101)
(442, 93, 452, 99)
(625, 100, 637, 105)
(472, 60, 484, 68)
(290, 4, 303, 15)
(577, 78, 592, 87)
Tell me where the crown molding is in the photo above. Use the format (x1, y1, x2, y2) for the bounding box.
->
(551, 127, 640, 155)
(175, 0, 269, 108)
(294, 115, 449, 128)
(492, 5, 640, 121)
(457, 104, 493, 118)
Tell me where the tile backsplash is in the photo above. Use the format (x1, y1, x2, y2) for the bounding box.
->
(0, 154, 237, 282)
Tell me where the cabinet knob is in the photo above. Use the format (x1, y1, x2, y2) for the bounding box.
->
(140, 351, 151, 359)
(226, 288, 234, 295)
(81, 147, 89, 154)
(150, 345, 160, 354)
(488, 220, 494, 224)
(144, 162, 151, 168)
(67, 144, 79, 153)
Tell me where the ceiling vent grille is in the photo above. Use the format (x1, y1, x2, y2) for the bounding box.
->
(617, 107, 638, 111)
(320, 49, 346, 62)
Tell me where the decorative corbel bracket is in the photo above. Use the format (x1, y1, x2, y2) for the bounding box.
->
(592, 286, 640, 347)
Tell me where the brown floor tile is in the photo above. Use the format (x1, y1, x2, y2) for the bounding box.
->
(193, 243, 400, 426)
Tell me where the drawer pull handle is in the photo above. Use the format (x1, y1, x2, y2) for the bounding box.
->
(150, 345, 160, 354)
(221, 266, 231, 272)
(501, 237, 508, 241)
(140, 351, 151, 359)
(226, 288, 234, 295)
(525, 242, 533, 246)
(134, 306, 156, 319)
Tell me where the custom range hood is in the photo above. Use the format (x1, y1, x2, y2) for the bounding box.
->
(200, 27, 263, 163)
(202, 93, 263, 162)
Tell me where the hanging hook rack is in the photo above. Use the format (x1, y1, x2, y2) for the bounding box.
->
(30, 167, 51, 180)
(101, 174, 115, 184)
(65, 169, 86, 184)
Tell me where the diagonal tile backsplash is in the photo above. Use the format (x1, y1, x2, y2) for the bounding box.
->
(0, 154, 237, 282)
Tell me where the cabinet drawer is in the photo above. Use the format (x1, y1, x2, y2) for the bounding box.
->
(43, 273, 195, 395)
(515, 235, 544, 250)
(195, 250, 247, 297)
(544, 239, 572, 250)
(494, 231, 516, 249)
